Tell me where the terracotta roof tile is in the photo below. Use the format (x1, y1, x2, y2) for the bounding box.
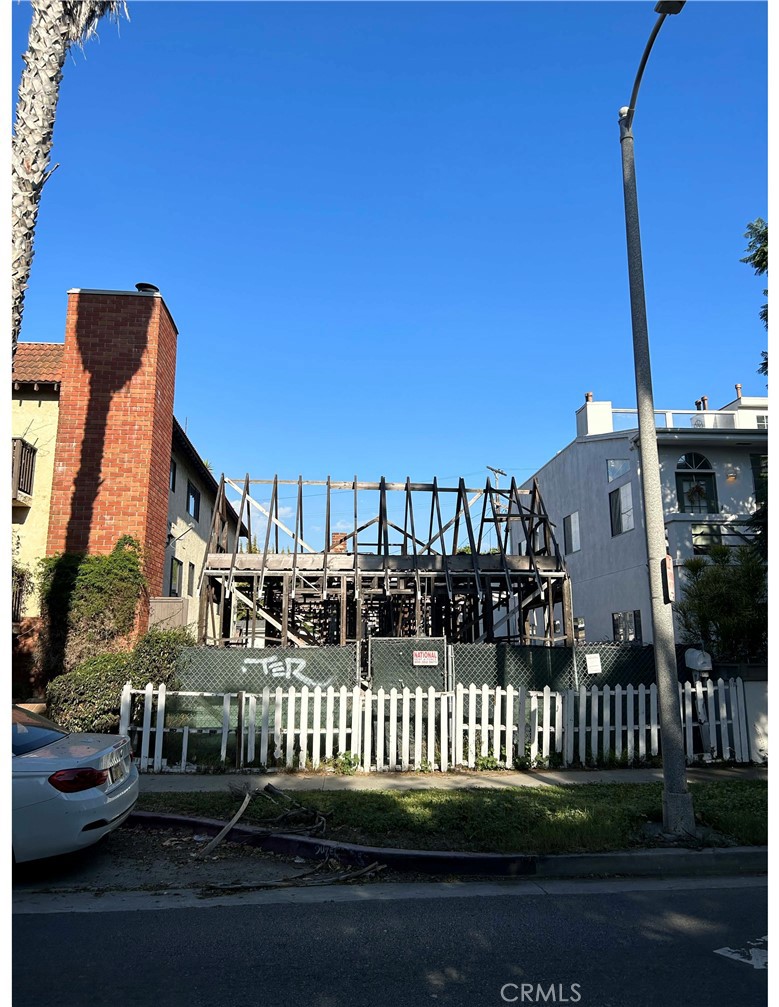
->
(13, 343, 63, 384)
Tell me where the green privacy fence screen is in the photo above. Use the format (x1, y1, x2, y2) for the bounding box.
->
(369, 638, 449, 692)
(172, 641, 656, 697)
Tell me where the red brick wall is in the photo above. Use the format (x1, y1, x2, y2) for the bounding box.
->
(47, 291, 178, 602)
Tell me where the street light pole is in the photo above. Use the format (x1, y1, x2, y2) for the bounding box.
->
(618, 1, 696, 835)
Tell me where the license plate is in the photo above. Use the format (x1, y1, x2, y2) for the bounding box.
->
(109, 760, 127, 784)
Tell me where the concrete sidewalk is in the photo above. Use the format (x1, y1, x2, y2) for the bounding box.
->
(138, 763, 767, 793)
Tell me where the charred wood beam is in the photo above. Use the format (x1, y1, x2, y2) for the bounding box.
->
(225, 480, 318, 554)
(432, 478, 453, 602)
(509, 477, 545, 596)
(259, 476, 278, 600)
(322, 475, 331, 600)
(458, 478, 483, 600)
(353, 475, 360, 603)
(290, 476, 305, 599)
(227, 473, 250, 593)
(232, 584, 309, 648)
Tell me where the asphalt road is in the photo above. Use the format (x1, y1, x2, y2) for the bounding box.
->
(13, 877, 766, 1007)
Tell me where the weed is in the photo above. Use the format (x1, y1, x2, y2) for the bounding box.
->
(322, 751, 361, 775)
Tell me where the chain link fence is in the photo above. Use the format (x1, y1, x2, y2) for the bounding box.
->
(368, 637, 449, 691)
(452, 643, 656, 691)
(161, 642, 656, 735)
(169, 645, 359, 736)
(452, 644, 572, 691)
(571, 643, 657, 688)
(176, 645, 359, 692)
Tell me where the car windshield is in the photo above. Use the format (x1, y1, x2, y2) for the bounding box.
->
(12, 706, 68, 756)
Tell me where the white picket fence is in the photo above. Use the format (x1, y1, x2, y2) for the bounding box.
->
(119, 677, 752, 774)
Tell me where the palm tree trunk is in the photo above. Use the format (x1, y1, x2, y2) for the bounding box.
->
(12, 1, 127, 363)
(11, 0, 72, 361)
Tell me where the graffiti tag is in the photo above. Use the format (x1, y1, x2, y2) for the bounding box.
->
(240, 656, 333, 688)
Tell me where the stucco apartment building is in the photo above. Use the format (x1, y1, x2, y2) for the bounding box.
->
(513, 388, 768, 645)
(12, 285, 244, 671)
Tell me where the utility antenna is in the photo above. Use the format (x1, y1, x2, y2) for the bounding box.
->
(486, 466, 507, 506)
(486, 466, 508, 550)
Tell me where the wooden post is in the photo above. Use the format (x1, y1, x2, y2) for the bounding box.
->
(561, 576, 574, 646)
(340, 578, 348, 646)
(250, 574, 257, 646)
(281, 572, 290, 648)
(236, 691, 245, 769)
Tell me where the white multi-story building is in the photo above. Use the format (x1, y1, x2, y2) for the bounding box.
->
(513, 386, 768, 645)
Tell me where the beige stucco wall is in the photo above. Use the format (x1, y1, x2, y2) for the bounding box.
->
(163, 452, 238, 635)
(12, 391, 60, 618)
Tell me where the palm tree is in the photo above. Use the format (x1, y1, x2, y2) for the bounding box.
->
(11, 1, 128, 362)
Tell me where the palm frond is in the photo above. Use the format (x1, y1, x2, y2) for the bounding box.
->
(63, 1, 129, 46)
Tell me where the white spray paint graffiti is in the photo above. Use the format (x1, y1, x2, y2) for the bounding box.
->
(239, 656, 334, 688)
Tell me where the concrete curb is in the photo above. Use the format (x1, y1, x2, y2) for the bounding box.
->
(129, 811, 768, 879)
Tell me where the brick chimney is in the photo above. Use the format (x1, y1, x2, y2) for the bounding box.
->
(331, 532, 349, 554)
(47, 287, 178, 609)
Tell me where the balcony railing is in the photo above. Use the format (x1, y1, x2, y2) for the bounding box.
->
(12, 437, 37, 504)
(611, 408, 739, 432)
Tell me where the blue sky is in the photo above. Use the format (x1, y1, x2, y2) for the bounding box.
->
(11, 1, 768, 507)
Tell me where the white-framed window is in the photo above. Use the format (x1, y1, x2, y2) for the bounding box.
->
(609, 482, 634, 536)
(563, 512, 580, 554)
(756, 415, 768, 429)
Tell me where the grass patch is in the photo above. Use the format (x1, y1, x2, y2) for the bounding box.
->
(137, 781, 766, 855)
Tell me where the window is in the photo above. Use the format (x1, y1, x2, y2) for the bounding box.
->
(750, 454, 768, 507)
(756, 415, 768, 429)
(612, 610, 642, 644)
(692, 524, 722, 555)
(186, 480, 201, 521)
(12, 706, 67, 756)
(607, 459, 630, 483)
(170, 557, 183, 597)
(675, 452, 718, 514)
(170, 458, 176, 492)
(609, 482, 634, 536)
(187, 562, 196, 597)
(563, 512, 580, 554)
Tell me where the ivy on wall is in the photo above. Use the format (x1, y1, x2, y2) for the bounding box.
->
(37, 535, 148, 679)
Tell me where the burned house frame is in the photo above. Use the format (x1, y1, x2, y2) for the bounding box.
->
(198, 476, 572, 648)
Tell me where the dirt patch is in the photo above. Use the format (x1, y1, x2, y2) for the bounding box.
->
(12, 823, 310, 896)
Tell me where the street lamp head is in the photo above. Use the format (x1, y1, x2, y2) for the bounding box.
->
(654, 1, 686, 14)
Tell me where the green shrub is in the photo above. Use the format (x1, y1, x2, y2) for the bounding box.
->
(46, 628, 194, 735)
(129, 628, 194, 689)
(47, 652, 133, 734)
(37, 536, 147, 677)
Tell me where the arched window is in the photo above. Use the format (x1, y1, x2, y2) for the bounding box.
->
(675, 452, 718, 514)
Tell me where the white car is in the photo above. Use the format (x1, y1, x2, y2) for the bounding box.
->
(12, 705, 139, 863)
